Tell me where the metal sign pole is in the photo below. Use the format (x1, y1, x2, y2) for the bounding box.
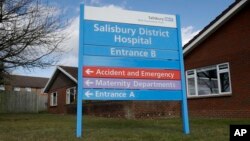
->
(76, 3, 84, 138)
(176, 15, 190, 134)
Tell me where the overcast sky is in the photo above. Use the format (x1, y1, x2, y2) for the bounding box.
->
(14, 0, 235, 78)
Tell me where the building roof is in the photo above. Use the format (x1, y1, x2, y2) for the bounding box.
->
(59, 66, 78, 80)
(7, 75, 49, 88)
(43, 66, 77, 93)
(183, 0, 249, 56)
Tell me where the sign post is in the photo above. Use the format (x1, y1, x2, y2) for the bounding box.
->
(77, 4, 190, 137)
(76, 4, 84, 137)
(176, 15, 190, 134)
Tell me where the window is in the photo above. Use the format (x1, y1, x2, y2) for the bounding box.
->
(186, 71, 196, 96)
(66, 87, 76, 104)
(25, 87, 32, 92)
(186, 63, 231, 97)
(14, 87, 21, 92)
(218, 64, 231, 93)
(197, 66, 218, 95)
(0, 85, 5, 91)
(50, 92, 57, 106)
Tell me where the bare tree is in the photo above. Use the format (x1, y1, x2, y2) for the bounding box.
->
(0, 0, 67, 83)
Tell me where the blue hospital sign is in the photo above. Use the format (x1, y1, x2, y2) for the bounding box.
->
(77, 4, 190, 138)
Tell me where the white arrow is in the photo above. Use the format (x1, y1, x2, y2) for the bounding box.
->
(85, 79, 94, 86)
(85, 69, 94, 75)
(85, 91, 93, 98)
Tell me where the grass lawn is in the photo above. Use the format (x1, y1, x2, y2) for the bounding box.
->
(0, 114, 249, 141)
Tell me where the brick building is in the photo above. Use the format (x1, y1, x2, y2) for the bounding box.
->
(183, 0, 250, 118)
(44, 0, 250, 118)
(0, 75, 48, 95)
(43, 66, 77, 114)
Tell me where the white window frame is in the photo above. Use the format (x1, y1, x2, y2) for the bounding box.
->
(50, 92, 57, 106)
(25, 87, 32, 92)
(14, 87, 21, 92)
(0, 85, 5, 91)
(186, 62, 232, 98)
(66, 87, 76, 104)
(186, 70, 198, 96)
(217, 63, 232, 94)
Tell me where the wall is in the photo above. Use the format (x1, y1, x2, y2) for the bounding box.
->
(76, 101, 180, 119)
(132, 101, 181, 118)
(184, 3, 250, 118)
